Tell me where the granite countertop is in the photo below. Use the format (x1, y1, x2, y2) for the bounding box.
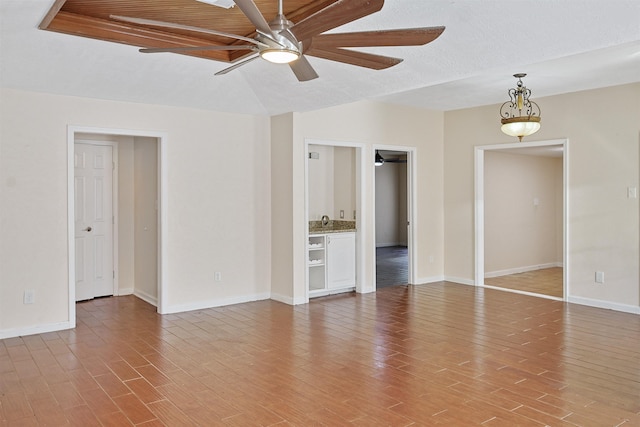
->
(309, 220, 356, 234)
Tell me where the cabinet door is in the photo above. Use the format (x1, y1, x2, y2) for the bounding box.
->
(327, 233, 355, 289)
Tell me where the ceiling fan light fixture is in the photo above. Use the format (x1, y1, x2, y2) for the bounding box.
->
(499, 73, 541, 142)
(260, 48, 300, 64)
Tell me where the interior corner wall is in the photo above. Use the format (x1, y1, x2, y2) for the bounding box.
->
(444, 82, 640, 310)
(0, 88, 271, 337)
(133, 137, 158, 304)
(270, 113, 297, 303)
(484, 151, 562, 274)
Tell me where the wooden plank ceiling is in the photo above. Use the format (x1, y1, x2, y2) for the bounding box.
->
(39, 0, 337, 62)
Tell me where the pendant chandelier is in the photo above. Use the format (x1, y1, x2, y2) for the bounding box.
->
(499, 73, 541, 141)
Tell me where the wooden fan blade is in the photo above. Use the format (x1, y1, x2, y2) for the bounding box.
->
(214, 55, 260, 75)
(110, 15, 262, 46)
(290, 0, 384, 42)
(311, 26, 445, 48)
(140, 45, 256, 53)
(305, 46, 402, 70)
(233, 0, 274, 37)
(289, 56, 319, 81)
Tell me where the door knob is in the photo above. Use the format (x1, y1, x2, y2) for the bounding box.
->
(84, 226, 92, 232)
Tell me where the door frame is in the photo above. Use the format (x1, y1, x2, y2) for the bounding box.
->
(372, 145, 418, 287)
(474, 138, 569, 300)
(67, 126, 168, 328)
(304, 139, 365, 301)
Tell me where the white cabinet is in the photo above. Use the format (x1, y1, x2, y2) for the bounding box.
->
(308, 232, 355, 296)
(326, 233, 356, 289)
(308, 235, 326, 292)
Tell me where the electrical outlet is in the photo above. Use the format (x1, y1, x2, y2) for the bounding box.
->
(595, 271, 605, 284)
(340, 210, 344, 219)
(24, 290, 35, 304)
(215, 272, 222, 282)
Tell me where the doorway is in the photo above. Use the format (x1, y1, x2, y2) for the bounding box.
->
(305, 141, 362, 299)
(74, 141, 115, 301)
(375, 150, 409, 288)
(475, 139, 568, 300)
(67, 126, 167, 328)
(373, 146, 416, 289)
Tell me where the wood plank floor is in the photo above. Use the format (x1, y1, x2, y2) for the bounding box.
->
(2, 283, 639, 426)
(376, 246, 408, 288)
(485, 268, 564, 298)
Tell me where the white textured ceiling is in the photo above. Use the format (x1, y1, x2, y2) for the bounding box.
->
(1, 0, 639, 116)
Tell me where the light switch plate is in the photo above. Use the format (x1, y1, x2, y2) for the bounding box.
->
(24, 290, 35, 304)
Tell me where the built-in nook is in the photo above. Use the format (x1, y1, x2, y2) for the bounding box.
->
(306, 143, 358, 298)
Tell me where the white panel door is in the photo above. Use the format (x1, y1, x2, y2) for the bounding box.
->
(75, 143, 114, 301)
(327, 232, 356, 289)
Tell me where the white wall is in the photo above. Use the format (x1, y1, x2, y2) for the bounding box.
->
(133, 137, 158, 304)
(0, 88, 271, 336)
(3, 82, 636, 338)
(118, 136, 136, 294)
(307, 144, 334, 220)
(333, 146, 356, 220)
(484, 151, 563, 274)
(307, 144, 356, 221)
(375, 162, 408, 247)
(445, 83, 640, 311)
(270, 113, 298, 304)
(297, 101, 445, 294)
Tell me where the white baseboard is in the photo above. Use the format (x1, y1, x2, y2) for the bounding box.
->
(134, 289, 158, 307)
(485, 262, 562, 278)
(444, 276, 476, 286)
(117, 287, 134, 296)
(270, 293, 307, 305)
(413, 275, 445, 284)
(0, 321, 73, 340)
(163, 292, 271, 314)
(568, 296, 640, 315)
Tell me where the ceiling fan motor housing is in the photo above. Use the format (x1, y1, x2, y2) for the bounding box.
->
(259, 14, 301, 57)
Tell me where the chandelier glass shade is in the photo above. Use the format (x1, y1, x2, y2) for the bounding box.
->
(499, 73, 541, 141)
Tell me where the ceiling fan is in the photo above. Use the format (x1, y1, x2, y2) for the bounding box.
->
(110, 0, 444, 81)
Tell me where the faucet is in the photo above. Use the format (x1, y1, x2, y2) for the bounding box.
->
(321, 215, 330, 227)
